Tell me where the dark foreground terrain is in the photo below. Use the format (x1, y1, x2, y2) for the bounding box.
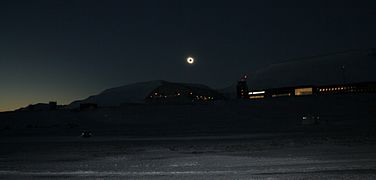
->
(1, 95, 376, 179)
(1, 132, 376, 179)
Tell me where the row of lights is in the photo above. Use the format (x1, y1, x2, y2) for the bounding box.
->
(319, 86, 355, 92)
(247, 85, 375, 99)
(271, 93, 291, 97)
(150, 92, 214, 101)
(195, 95, 214, 101)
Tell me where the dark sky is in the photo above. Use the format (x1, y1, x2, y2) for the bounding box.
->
(1, 0, 376, 111)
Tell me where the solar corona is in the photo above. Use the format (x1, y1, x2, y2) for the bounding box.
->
(186, 57, 195, 64)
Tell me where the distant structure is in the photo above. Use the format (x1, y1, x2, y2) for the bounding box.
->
(17, 101, 58, 111)
(236, 75, 249, 99)
(246, 81, 376, 100)
(145, 82, 225, 104)
(49, 101, 57, 110)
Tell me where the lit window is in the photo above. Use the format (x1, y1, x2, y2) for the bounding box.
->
(248, 91, 265, 95)
(250, 95, 264, 99)
(272, 93, 291, 97)
(295, 87, 313, 96)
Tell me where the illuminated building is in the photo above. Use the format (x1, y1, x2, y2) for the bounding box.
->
(317, 82, 376, 95)
(145, 82, 225, 104)
(248, 90, 265, 99)
(294, 87, 313, 96)
(245, 81, 376, 100)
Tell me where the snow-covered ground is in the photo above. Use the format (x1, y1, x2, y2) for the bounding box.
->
(1, 133, 376, 179)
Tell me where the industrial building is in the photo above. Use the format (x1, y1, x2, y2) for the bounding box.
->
(245, 81, 376, 100)
(236, 75, 249, 99)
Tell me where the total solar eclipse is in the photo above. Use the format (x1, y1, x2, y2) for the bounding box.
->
(186, 57, 195, 64)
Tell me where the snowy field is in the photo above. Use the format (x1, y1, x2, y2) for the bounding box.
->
(1, 133, 376, 179)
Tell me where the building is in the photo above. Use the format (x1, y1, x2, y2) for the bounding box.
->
(145, 82, 225, 104)
(237, 75, 249, 99)
(317, 81, 376, 95)
(246, 81, 376, 100)
(237, 49, 376, 100)
(49, 101, 57, 110)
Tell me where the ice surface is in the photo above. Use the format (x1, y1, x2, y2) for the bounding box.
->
(1, 134, 376, 179)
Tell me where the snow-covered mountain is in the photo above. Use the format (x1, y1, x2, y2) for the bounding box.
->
(248, 49, 376, 89)
(69, 80, 163, 108)
(222, 49, 376, 96)
(68, 80, 220, 108)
